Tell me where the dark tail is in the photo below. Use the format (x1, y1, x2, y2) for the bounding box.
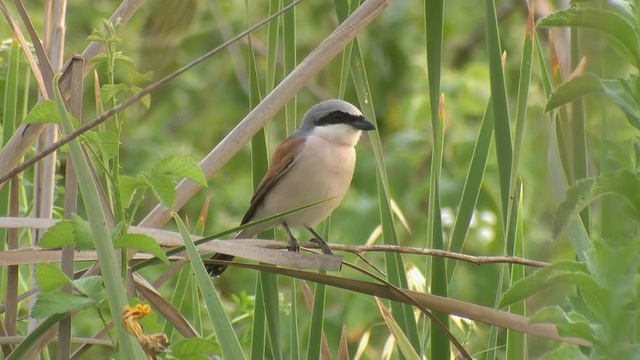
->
(205, 253, 236, 277)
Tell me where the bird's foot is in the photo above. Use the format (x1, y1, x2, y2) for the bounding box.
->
(288, 239, 300, 253)
(283, 221, 300, 252)
(306, 226, 334, 255)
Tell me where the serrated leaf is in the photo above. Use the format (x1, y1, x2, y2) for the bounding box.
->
(530, 306, 596, 342)
(545, 74, 603, 112)
(71, 214, 95, 250)
(553, 170, 640, 237)
(23, 100, 61, 124)
(101, 83, 128, 101)
(115, 53, 136, 67)
(537, 344, 589, 360)
(499, 261, 591, 308)
(35, 263, 71, 292)
(529, 306, 568, 324)
(151, 156, 207, 186)
(537, 7, 640, 69)
(38, 220, 75, 249)
(86, 34, 104, 42)
(131, 71, 154, 84)
(148, 174, 176, 207)
(89, 53, 108, 65)
(130, 85, 151, 109)
(72, 276, 104, 298)
(556, 320, 596, 343)
(600, 77, 640, 131)
(171, 338, 220, 356)
(98, 131, 119, 160)
(114, 233, 169, 264)
(120, 175, 146, 208)
(31, 292, 96, 318)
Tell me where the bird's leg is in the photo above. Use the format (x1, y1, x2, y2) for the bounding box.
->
(282, 222, 300, 252)
(305, 226, 334, 255)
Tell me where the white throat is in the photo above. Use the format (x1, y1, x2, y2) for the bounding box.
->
(311, 124, 363, 147)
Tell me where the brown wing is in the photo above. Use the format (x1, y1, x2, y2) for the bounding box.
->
(240, 136, 305, 225)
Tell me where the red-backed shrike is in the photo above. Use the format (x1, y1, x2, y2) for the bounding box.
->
(206, 99, 375, 277)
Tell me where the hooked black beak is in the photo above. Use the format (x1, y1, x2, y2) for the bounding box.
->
(352, 116, 376, 131)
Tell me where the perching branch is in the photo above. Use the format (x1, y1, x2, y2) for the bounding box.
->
(256, 241, 549, 268)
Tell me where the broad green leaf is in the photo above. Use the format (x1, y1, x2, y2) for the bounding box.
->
(544, 73, 602, 112)
(23, 100, 60, 124)
(601, 77, 640, 131)
(530, 307, 596, 342)
(537, 7, 640, 69)
(38, 220, 75, 248)
(151, 155, 207, 186)
(114, 233, 169, 264)
(529, 306, 568, 324)
(546, 74, 640, 131)
(171, 338, 220, 357)
(556, 320, 596, 343)
(72, 276, 104, 298)
(98, 131, 119, 160)
(31, 292, 96, 318)
(101, 83, 128, 101)
(119, 174, 146, 208)
(538, 344, 588, 360)
(115, 53, 136, 67)
(35, 263, 71, 292)
(568, 296, 597, 323)
(498, 261, 593, 308)
(71, 214, 96, 250)
(130, 85, 151, 109)
(89, 52, 108, 65)
(553, 170, 640, 238)
(148, 174, 176, 207)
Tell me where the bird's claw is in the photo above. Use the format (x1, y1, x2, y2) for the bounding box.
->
(288, 241, 300, 253)
(310, 237, 334, 255)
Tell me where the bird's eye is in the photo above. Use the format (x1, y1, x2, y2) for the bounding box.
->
(334, 112, 344, 121)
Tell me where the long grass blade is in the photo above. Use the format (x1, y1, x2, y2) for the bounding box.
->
(428, 95, 449, 358)
(505, 180, 526, 358)
(425, 0, 449, 356)
(484, 0, 513, 229)
(172, 212, 245, 358)
(448, 101, 493, 279)
(350, 40, 421, 352)
(375, 298, 421, 360)
(306, 220, 332, 360)
(484, 0, 513, 357)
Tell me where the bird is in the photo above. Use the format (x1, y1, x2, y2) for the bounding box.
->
(206, 99, 375, 277)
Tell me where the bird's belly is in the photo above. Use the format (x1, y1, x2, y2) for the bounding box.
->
(257, 136, 356, 227)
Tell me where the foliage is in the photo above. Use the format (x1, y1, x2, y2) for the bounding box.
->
(0, 0, 639, 359)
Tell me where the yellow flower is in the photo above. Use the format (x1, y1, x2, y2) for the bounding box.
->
(122, 304, 169, 360)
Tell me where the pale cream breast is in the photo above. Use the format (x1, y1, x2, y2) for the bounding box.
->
(251, 134, 356, 228)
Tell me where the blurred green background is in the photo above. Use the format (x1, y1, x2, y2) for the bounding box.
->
(2, 0, 637, 358)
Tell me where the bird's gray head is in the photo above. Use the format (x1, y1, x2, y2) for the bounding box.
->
(296, 99, 375, 145)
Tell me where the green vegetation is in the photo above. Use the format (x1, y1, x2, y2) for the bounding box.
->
(1, 0, 639, 358)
